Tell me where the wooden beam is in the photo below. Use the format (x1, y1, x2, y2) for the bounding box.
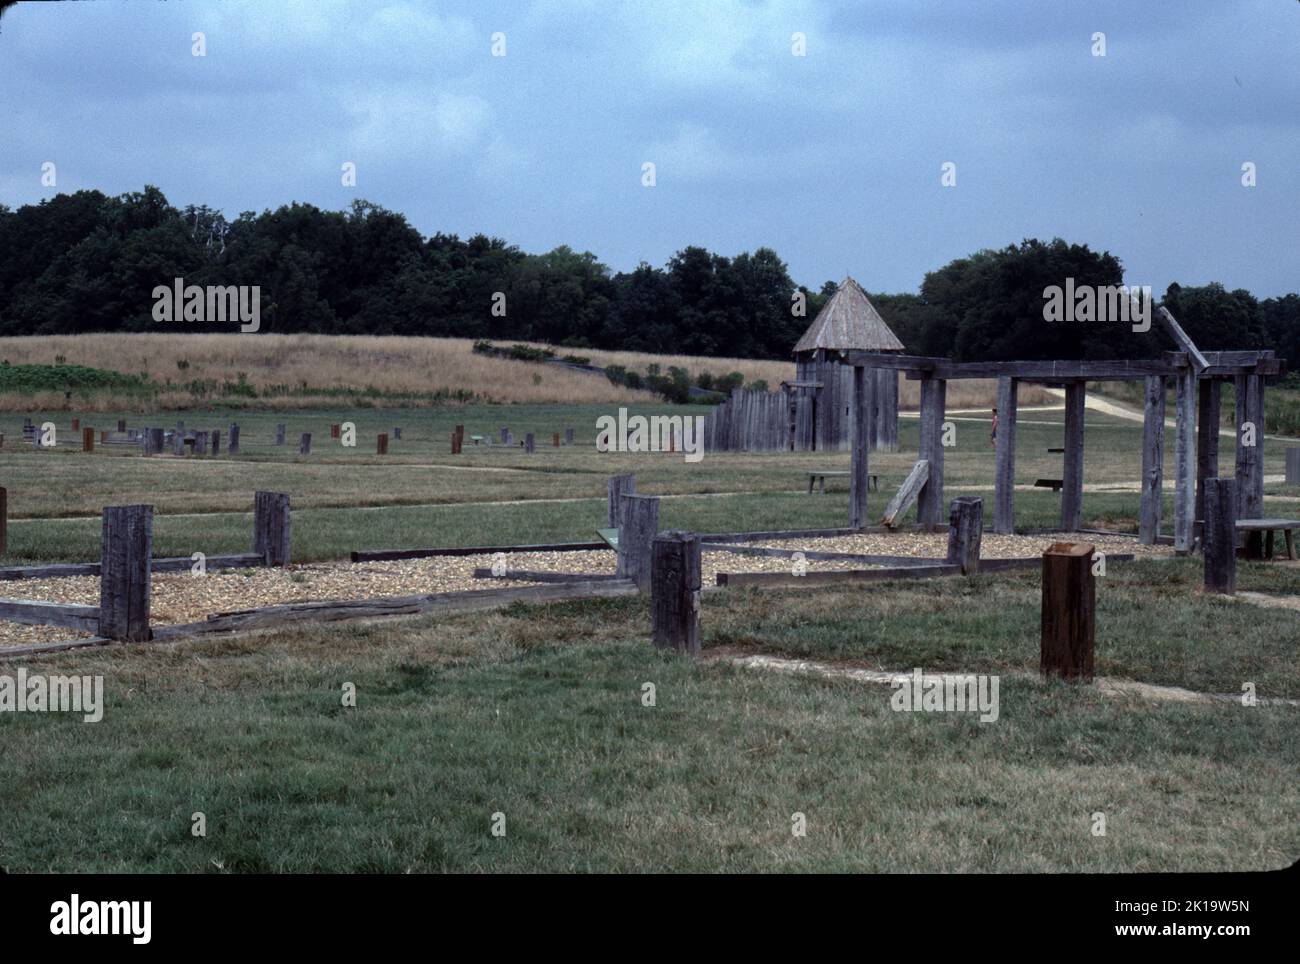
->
(1154, 306, 1210, 373)
(99, 504, 152, 642)
(716, 564, 962, 588)
(471, 569, 624, 584)
(1173, 368, 1197, 551)
(994, 376, 1018, 533)
(881, 459, 930, 528)
(351, 541, 610, 562)
(1195, 378, 1221, 528)
(1040, 542, 1096, 681)
(617, 494, 659, 591)
(0, 598, 99, 631)
(1202, 478, 1236, 594)
(1139, 375, 1166, 545)
(253, 491, 291, 567)
(651, 531, 702, 655)
(946, 497, 983, 574)
(906, 359, 1177, 381)
(916, 377, 946, 528)
(1061, 383, 1085, 530)
(849, 366, 871, 528)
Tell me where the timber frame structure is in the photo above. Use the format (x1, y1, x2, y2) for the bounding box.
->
(840, 307, 1284, 549)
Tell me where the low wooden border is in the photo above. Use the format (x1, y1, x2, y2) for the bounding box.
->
(351, 541, 608, 562)
(0, 553, 265, 582)
(701, 542, 952, 567)
(715, 554, 1136, 588)
(0, 598, 99, 631)
(471, 568, 625, 584)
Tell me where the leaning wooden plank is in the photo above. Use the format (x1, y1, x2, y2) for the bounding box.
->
(471, 568, 625, 584)
(351, 541, 609, 562)
(881, 459, 929, 528)
(0, 598, 100, 631)
(716, 565, 962, 587)
(1154, 306, 1210, 373)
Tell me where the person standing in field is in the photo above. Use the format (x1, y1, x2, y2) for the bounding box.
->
(990, 407, 998, 448)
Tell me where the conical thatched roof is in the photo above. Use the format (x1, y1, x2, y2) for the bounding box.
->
(793, 277, 904, 354)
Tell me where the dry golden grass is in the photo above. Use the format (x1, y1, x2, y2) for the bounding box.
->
(0, 333, 1048, 410)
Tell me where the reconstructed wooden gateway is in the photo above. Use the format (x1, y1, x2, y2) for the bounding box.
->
(839, 306, 1282, 547)
(704, 276, 904, 452)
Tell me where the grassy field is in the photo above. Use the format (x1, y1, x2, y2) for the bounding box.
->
(0, 391, 1296, 873)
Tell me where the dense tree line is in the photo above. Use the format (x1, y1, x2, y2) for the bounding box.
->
(1, 187, 1295, 371)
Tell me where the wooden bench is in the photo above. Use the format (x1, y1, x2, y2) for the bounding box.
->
(1235, 518, 1299, 560)
(1033, 478, 1064, 492)
(807, 470, 877, 494)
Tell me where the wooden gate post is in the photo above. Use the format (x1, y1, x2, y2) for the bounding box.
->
(651, 531, 702, 655)
(1203, 477, 1237, 594)
(1139, 375, 1166, 544)
(1040, 541, 1095, 681)
(607, 473, 636, 527)
(617, 494, 659, 591)
(946, 496, 983, 574)
(99, 504, 153, 642)
(253, 491, 291, 567)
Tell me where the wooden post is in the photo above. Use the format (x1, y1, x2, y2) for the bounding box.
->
(0, 486, 7, 557)
(916, 376, 947, 528)
(1202, 478, 1236, 594)
(194, 431, 208, 456)
(1287, 447, 1300, 486)
(1195, 378, 1221, 532)
(117, 419, 126, 432)
(393, 427, 402, 440)
(82, 426, 94, 452)
(71, 417, 79, 432)
(525, 432, 535, 453)
(994, 376, 1018, 533)
(501, 427, 511, 445)
(100, 430, 108, 444)
(229, 422, 241, 454)
(607, 473, 636, 527)
(146, 427, 164, 455)
(553, 433, 560, 447)
(377, 433, 388, 455)
(274, 423, 284, 446)
(1173, 367, 1196, 551)
(1061, 382, 1085, 530)
(331, 423, 340, 439)
(849, 366, 870, 528)
(1040, 541, 1095, 681)
(451, 432, 462, 455)
(946, 496, 983, 574)
(1234, 373, 1265, 520)
(211, 429, 221, 456)
(565, 428, 574, 445)
(651, 531, 702, 655)
(253, 491, 291, 567)
(300, 432, 311, 455)
(617, 494, 659, 591)
(99, 504, 152, 642)
(172, 426, 185, 456)
(1139, 375, 1165, 544)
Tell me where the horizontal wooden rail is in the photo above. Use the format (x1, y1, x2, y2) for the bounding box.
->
(0, 598, 99, 631)
(471, 568, 625, 584)
(0, 553, 265, 581)
(351, 541, 609, 562)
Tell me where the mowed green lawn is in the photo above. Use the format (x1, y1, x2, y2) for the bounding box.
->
(3, 402, 1298, 563)
(0, 559, 1295, 873)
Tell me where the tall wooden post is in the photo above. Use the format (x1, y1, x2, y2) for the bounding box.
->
(377, 433, 388, 455)
(211, 429, 221, 456)
(1173, 367, 1197, 551)
(651, 531, 702, 655)
(946, 496, 983, 574)
(994, 376, 1019, 534)
(525, 432, 535, 454)
(1234, 372, 1264, 520)
(331, 423, 340, 439)
(0, 486, 7, 557)
(1195, 378, 1221, 531)
(917, 376, 947, 529)
(253, 491, 291, 567)
(1202, 478, 1236, 594)
(82, 426, 95, 452)
(1139, 375, 1165, 544)
(273, 423, 284, 447)
(617, 494, 659, 591)
(117, 419, 126, 432)
(565, 428, 574, 445)
(607, 474, 636, 528)
(849, 365, 871, 528)
(229, 422, 241, 453)
(194, 431, 208, 456)
(1061, 382, 1085, 530)
(99, 504, 153, 642)
(1286, 447, 1300, 486)
(299, 433, 312, 455)
(1040, 541, 1095, 681)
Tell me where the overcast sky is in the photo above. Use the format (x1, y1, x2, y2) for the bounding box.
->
(1, 0, 1296, 296)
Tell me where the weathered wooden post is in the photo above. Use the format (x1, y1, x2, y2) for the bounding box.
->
(1195, 378, 1221, 531)
(946, 496, 983, 575)
(71, 417, 79, 432)
(1234, 372, 1265, 521)
(651, 531, 702, 655)
(0, 486, 7, 557)
(455, 424, 465, 446)
(1173, 367, 1196, 550)
(229, 422, 241, 454)
(916, 375, 947, 528)
(331, 423, 340, 439)
(117, 418, 126, 432)
(607, 473, 636, 527)
(525, 432, 535, 453)
(211, 429, 221, 456)
(377, 433, 388, 455)
(100, 430, 108, 444)
(1061, 382, 1085, 530)
(617, 494, 659, 591)
(994, 376, 1019, 534)
(1139, 375, 1165, 544)
(253, 491, 291, 567)
(553, 433, 560, 447)
(451, 432, 462, 454)
(194, 431, 209, 456)
(1202, 478, 1237, 594)
(172, 426, 186, 456)
(1287, 447, 1300, 486)
(393, 427, 402, 440)
(565, 428, 574, 445)
(1040, 542, 1095, 681)
(501, 427, 510, 445)
(849, 365, 871, 528)
(299, 432, 312, 455)
(99, 504, 152, 642)
(82, 427, 94, 452)
(274, 423, 284, 446)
